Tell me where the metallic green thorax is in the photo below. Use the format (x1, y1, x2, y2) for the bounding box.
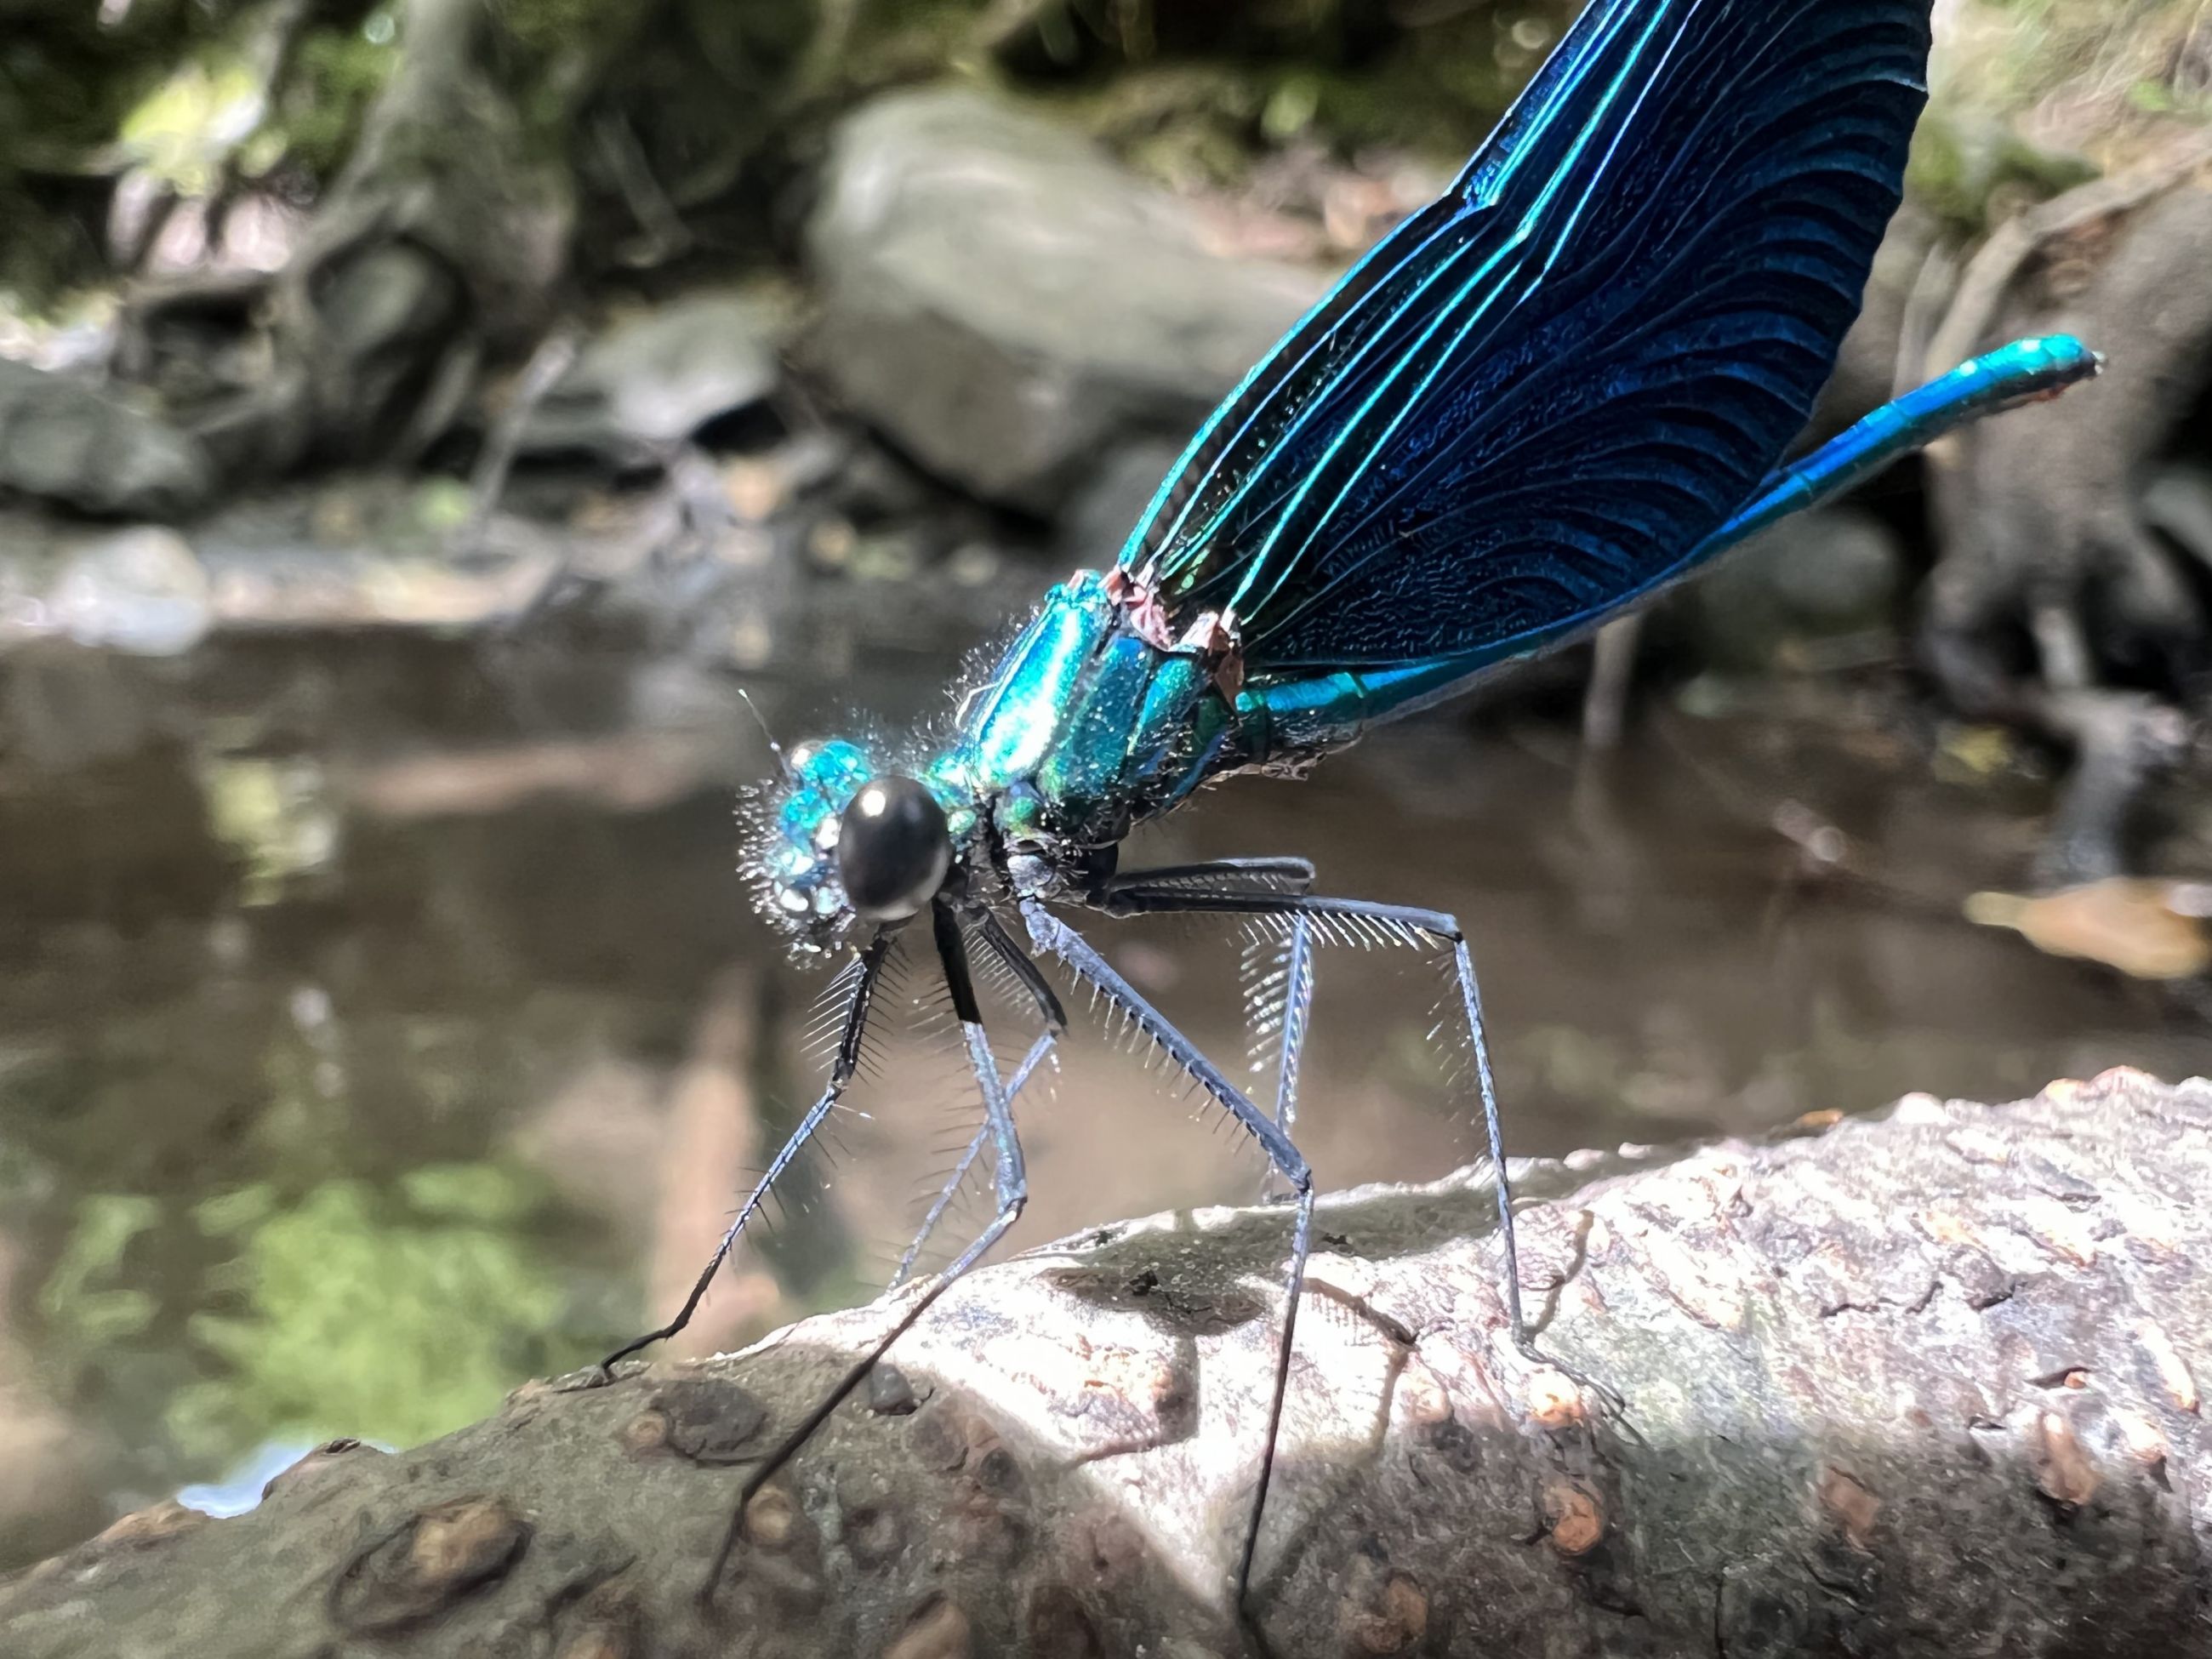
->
(749, 563, 1485, 949)
(949, 571, 1507, 838)
(953, 573, 1226, 845)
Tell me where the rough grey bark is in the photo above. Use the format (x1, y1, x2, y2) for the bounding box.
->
(3, 1070, 2208, 1659)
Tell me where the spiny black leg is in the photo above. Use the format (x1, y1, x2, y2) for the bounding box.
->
(970, 904, 1072, 1033)
(1109, 852, 1320, 1200)
(893, 904, 1064, 1286)
(707, 898, 1034, 1595)
(596, 931, 894, 1375)
(887, 901, 1060, 1285)
(1021, 898, 1314, 1626)
(1451, 931, 1533, 1349)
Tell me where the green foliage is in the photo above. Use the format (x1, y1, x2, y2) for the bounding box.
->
(495, 0, 658, 59)
(162, 1166, 574, 1462)
(198, 757, 337, 906)
(117, 52, 265, 193)
(37, 1194, 163, 1348)
(1933, 0, 2210, 165)
(1967, 0, 2209, 106)
(1041, 1, 1581, 182)
(279, 16, 400, 176)
(1906, 114, 2100, 236)
(0, 0, 244, 299)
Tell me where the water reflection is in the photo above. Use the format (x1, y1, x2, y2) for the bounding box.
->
(3, 646, 2208, 1567)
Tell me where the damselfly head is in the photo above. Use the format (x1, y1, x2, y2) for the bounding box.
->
(744, 738, 968, 949)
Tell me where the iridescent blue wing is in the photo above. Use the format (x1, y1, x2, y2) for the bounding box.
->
(1120, 0, 1932, 670)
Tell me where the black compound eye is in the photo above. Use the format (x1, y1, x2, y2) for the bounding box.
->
(835, 775, 952, 921)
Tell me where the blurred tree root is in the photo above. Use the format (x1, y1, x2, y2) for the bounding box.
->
(3, 1070, 2207, 1658)
(120, 0, 572, 480)
(1918, 146, 2212, 882)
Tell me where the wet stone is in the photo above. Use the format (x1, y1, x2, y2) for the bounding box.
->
(744, 1486, 800, 1551)
(1398, 1361, 1452, 1427)
(1422, 1412, 1484, 1476)
(518, 291, 785, 469)
(974, 1444, 1028, 1504)
(1542, 1481, 1605, 1556)
(649, 1377, 767, 1465)
(842, 1501, 905, 1569)
(805, 87, 1323, 514)
(0, 359, 212, 516)
(1524, 1368, 1588, 1429)
(725, 1484, 827, 1616)
(329, 1496, 530, 1635)
(44, 527, 213, 656)
(1947, 1246, 2018, 1310)
(1339, 1559, 1428, 1655)
(2032, 1410, 2101, 1509)
(1816, 1465, 1882, 1553)
(552, 1580, 645, 1659)
(1073, 1513, 1143, 1591)
(952, 1496, 1030, 1568)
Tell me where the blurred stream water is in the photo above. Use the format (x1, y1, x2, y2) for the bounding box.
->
(2, 623, 2208, 1568)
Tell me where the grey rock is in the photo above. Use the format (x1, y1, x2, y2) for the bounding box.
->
(0, 358, 213, 517)
(805, 87, 1327, 515)
(1058, 438, 1183, 565)
(520, 291, 787, 467)
(44, 526, 214, 656)
(2145, 463, 2212, 569)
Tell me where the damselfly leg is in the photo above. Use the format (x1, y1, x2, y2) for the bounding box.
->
(596, 932, 897, 1374)
(1253, 914, 1315, 1200)
(1097, 858, 1319, 1201)
(604, 898, 1062, 1369)
(1019, 896, 1315, 1621)
(710, 896, 1046, 1588)
(892, 906, 1065, 1287)
(892, 1026, 1059, 1286)
(1097, 872, 1604, 1382)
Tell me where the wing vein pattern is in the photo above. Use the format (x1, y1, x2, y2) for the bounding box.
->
(1117, 0, 1933, 675)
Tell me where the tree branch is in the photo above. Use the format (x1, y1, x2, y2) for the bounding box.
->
(4, 1071, 2208, 1657)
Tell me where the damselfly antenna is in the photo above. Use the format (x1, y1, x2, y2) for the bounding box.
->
(737, 687, 797, 786)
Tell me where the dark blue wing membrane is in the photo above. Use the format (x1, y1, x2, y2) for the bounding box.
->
(1118, 0, 1932, 670)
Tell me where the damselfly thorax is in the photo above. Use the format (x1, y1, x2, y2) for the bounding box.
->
(751, 567, 1246, 940)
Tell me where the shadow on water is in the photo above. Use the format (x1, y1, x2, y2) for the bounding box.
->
(1, 624, 2209, 1567)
